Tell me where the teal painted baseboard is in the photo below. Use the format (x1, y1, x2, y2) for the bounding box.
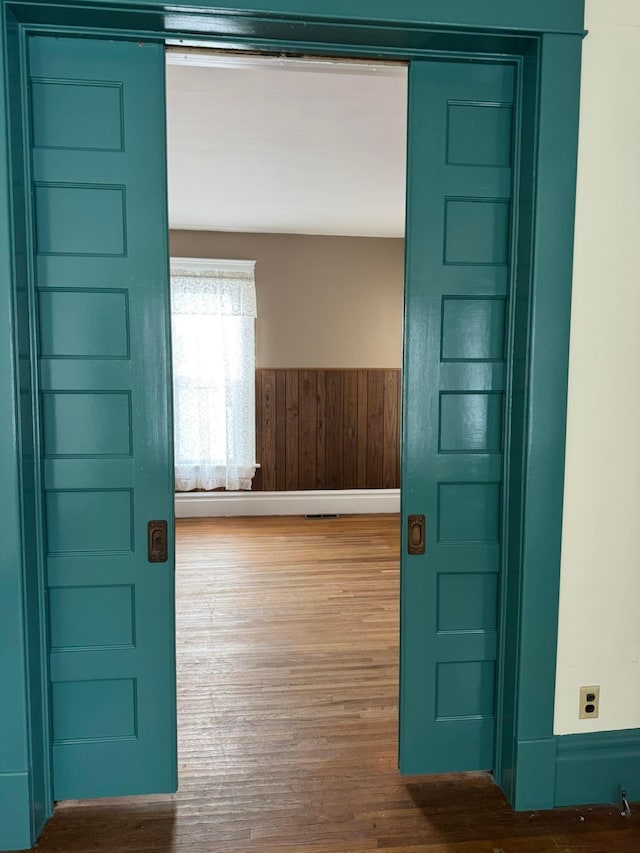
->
(0, 771, 33, 851)
(510, 738, 557, 811)
(505, 731, 640, 811)
(555, 728, 640, 808)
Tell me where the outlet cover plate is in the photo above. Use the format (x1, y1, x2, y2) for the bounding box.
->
(579, 684, 600, 719)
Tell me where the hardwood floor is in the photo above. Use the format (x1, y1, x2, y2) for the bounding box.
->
(28, 515, 640, 852)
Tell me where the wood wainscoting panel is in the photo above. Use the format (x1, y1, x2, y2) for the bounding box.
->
(255, 368, 401, 491)
(298, 369, 317, 490)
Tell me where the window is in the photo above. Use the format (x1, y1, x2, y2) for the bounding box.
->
(170, 258, 257, 491)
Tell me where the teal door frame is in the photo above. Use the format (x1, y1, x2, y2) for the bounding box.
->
(0, 2, 584, 848)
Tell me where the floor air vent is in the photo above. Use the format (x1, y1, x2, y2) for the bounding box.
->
(305, 514, 339, 519)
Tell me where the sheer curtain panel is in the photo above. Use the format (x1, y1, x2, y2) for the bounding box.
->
(171, 259, 257, 491)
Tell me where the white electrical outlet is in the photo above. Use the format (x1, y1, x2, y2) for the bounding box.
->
(579, 685, 600, 719)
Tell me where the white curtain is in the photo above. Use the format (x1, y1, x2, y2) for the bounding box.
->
(171, 265, 257, 491)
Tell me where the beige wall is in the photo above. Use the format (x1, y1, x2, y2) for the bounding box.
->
(555, 0, 640, 734)
(170, 230, 404, 369)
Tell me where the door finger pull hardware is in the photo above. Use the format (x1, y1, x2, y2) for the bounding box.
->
(408, 514, 426, 555)
(148, 520, 168, 563)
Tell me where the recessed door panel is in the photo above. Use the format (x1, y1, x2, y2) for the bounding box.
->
(34, 183, 127, 256)
(31, 80, 124, 151)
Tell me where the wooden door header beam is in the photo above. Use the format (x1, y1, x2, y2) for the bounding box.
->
(8, 0, 586, 36)
(7, 2, 586, 48)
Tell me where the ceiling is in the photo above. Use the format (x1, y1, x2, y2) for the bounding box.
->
(165, 53, 408, 238)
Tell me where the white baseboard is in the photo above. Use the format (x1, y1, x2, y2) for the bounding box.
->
(175, 488, 400, 518)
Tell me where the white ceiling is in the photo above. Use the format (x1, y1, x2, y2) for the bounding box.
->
(165, 53, 408, 237)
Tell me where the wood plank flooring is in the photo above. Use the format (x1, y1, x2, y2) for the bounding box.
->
(27, 515, 640, 852)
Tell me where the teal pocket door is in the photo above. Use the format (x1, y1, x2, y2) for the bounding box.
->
(400, 59, 515, 774)
(30, 34, 177, 799)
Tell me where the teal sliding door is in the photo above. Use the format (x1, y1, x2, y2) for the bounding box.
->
(30, 35, 177, 799)
(400, 60, 515, 773)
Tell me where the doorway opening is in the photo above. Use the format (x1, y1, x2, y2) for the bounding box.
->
(164, 46, 413, 845)
(25, 31, 529, 846)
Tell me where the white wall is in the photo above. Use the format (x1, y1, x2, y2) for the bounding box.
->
(555, 0, 640, 734)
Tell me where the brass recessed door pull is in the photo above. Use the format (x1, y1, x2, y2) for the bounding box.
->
(407, 514, 426, 555)
(148, 520, 168, 563)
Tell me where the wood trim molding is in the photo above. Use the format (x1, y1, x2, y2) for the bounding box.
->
(0, 772, 32, 851)
(494, 33, 584, 812)
(169, 256, 255, 274)
(555, 729, 640, 808)
(175, 488, 400, 518)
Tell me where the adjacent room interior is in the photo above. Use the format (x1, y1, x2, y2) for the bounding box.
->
(162, 48, 422, 846)
(166, 48, 407, 514)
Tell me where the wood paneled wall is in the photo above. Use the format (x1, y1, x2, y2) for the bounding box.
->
(253, 369, 401, 491)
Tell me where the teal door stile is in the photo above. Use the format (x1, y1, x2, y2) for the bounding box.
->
(29, 35, 177, 798)
(400, 59, 515, 773)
